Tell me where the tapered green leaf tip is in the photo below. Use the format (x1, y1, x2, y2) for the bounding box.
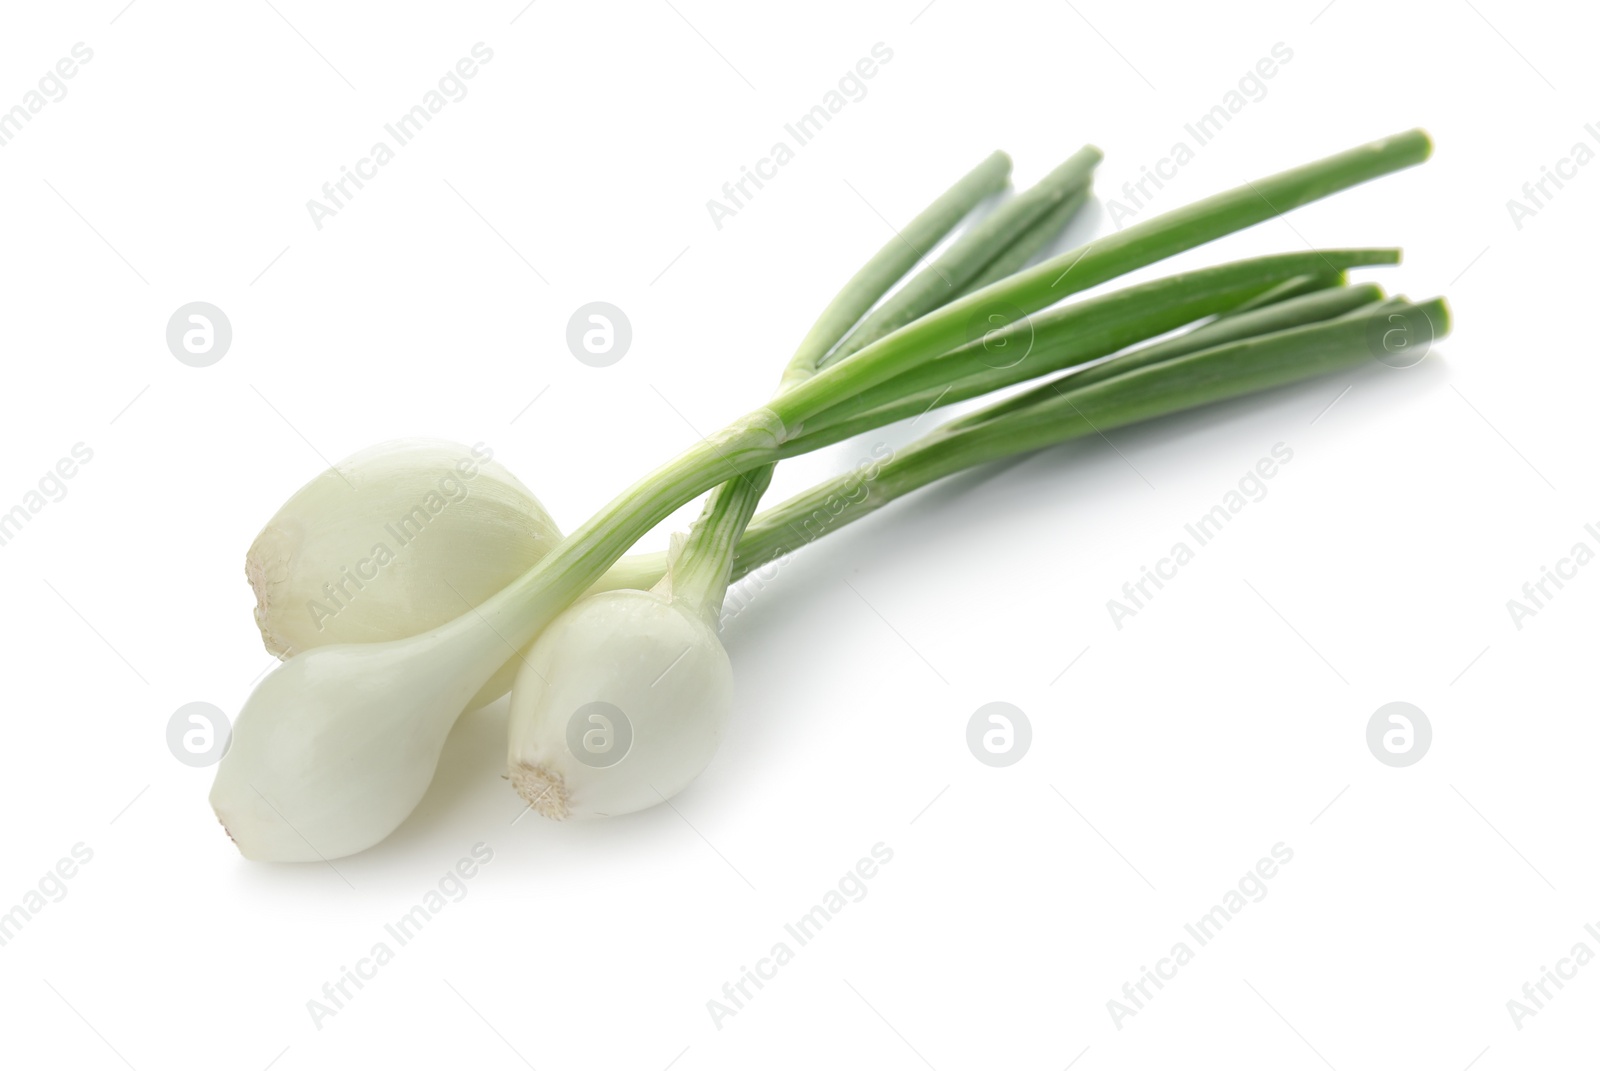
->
(1390, 127, 1433, 164)
(1428, 295, 1452, 337)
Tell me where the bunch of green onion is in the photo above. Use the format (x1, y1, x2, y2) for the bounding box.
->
(214, 129, 1449, 861)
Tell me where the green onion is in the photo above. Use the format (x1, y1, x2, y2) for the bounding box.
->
(769, 129, 1433, 433)
(817, 146, 1103, 370)
(781, 151, 1013, 387)
(722, 297, 1451, 576)
(958, 183, 1093, 296)
(210, 130, 1447, 860)
(785, 249, 1399, 452)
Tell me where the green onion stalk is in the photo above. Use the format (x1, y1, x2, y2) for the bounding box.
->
(211, 130, 1441, 859)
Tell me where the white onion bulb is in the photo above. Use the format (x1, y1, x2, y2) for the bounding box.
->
(246, 438, 561, 658)
(210, 612, 512, 861)
(507, 589, 733, 819)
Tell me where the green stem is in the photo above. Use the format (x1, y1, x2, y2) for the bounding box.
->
(769, 129, 1433, 436)
(818, 146, 1102, 368)
(674, 147, 1102, 613)
(945, 282, 1403, 435)
(909, 298, 1450, 476)
(957, 184, 1092, 296)
(733, 297, 1449, 576)
(951, 279, 1386, 426)
(593, 285, 1412, 591)
(1223, 272, 1346, 316)
(671, 152, 1016, 615)
(476, 412, 782, 646)
(785, 249, 1397, 453)
(476, 132, 1433, 652)
(670, 464, 773, 616)
(780, 151, 1012, 389)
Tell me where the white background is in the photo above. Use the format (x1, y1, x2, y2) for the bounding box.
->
(0, 0, 1594, 1067)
